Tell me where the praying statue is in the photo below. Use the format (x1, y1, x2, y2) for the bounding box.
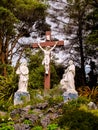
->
(60, 60, 77, 93)
(60, 60, 78, 102)
(38, 41, 58, 74)
(16, 62, 29, 92)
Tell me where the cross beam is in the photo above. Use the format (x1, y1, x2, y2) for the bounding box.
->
(32, 31, 64, 91)
(32, 41, 64, 48)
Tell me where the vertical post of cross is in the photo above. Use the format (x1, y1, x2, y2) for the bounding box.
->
(44, 31, 51, 91)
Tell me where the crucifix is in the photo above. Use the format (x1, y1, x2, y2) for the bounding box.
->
(32, 31, 64, 91)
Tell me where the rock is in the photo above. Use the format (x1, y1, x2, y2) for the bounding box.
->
(24, 114, 39, 125)
(88, 102, 97, 110)
(22, 105, 31, 113)
(32, 108, 43, 117)
(35, 102, 48, 109)
(14, 123, 30, 130)
(41, 114, 51, 128)
(63, 90, 78, 103)
(36, 94, 43, 100)
(47, 108, 55, 113)
(10, 99, 65, 129)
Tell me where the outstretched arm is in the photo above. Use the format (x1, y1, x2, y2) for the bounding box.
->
(38, 43, 45, 52)
(50, 41, 58, 51)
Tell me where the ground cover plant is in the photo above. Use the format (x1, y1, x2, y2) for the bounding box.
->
(0, 86, 98, 130)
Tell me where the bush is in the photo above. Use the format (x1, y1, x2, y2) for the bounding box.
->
(58, 97, 98, 130)
(0, 121, 14, 130)
(31, 126, 43, 130)
(47, 123, 58, 130)
(78, 86, 98, 104)
(0, 72, 17, 111)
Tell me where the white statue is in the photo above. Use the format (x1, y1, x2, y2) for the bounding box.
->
(60, 60, 77, 93)
(16, 62, 29, 92)
(38, 41, 58, 74)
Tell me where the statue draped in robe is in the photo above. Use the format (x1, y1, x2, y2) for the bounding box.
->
(60, 60, 77, 94)
(16, 62, 29, 92)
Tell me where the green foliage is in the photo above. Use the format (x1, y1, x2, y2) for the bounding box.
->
(84, 30, 98, 56)
(0, 86, 98, 130)
(31, 126, 43, 130)
(0, 121, 14, 130)
(47, 123, 58, 130)
(0, 0, 47, 30)
(89, 86, 98, 104)
(85, 30, 98, 46)
(0, 113, 10, 123)
(0, 112, 14, 129)
(48, 95, 63, 107)
(14, 0, 47, 23)
(84, 1, 98, 56)
(0, 0, 48, 74)
(75, 96, 90, 104)
(28, 89, 44, 105)
(58, 97, 98, 130)
(23, 119, 32, 125)
(0, 6, 19, 35)
(27, 51, 44, 89)
(65, 0, 98, 85)
(78, 86, 98, 104)
(0, 71, 18, 110)
(49, 86, 63, 96)
(50, 64, 60, 88)
(0, 64, 13, 76)
(47, 87, 63, 106)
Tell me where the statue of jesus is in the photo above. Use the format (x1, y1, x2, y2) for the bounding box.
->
(38, 41, 58, 74)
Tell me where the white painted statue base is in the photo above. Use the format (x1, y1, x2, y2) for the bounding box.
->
(14, 91, 30, 105)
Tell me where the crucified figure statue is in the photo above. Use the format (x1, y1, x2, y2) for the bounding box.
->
(38, 41, 58, 74)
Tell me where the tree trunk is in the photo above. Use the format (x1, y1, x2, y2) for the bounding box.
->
(0, 40, 8, 76)
(78, 23, 86, 85)
(1, 51, 7, 76)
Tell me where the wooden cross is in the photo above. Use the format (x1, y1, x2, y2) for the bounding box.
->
(32, 31, 64, 91)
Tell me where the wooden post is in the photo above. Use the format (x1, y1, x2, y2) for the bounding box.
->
(44, 65, 50, 90)
(44, 31, 51, 91)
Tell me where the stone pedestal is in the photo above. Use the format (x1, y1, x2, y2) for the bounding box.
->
(14, 91, 30, 105)
(62, 90, 78, 103)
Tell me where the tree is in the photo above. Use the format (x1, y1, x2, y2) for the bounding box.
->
(85, 0, 98, 55)
(0, 0, 49, 76)
(64, 0, 94, 85)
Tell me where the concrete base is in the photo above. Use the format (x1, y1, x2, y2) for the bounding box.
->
(14, 91, 30, 105)
(63, 91, 78, 103)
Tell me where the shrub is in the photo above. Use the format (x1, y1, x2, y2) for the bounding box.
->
(23, 119, 32, 125)
(47, 123, 58, 130)
(58, 97, 98, 130)
(78, 86, 98, 104)
(31, 126, 43, 130)
(0, 121, 14, 130)
(0, 73, 17, 111)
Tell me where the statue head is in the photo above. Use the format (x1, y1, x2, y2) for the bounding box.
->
(21, 62, 27, 66)
(19, 62, 29, 75)
(68, 60, 73, 65)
